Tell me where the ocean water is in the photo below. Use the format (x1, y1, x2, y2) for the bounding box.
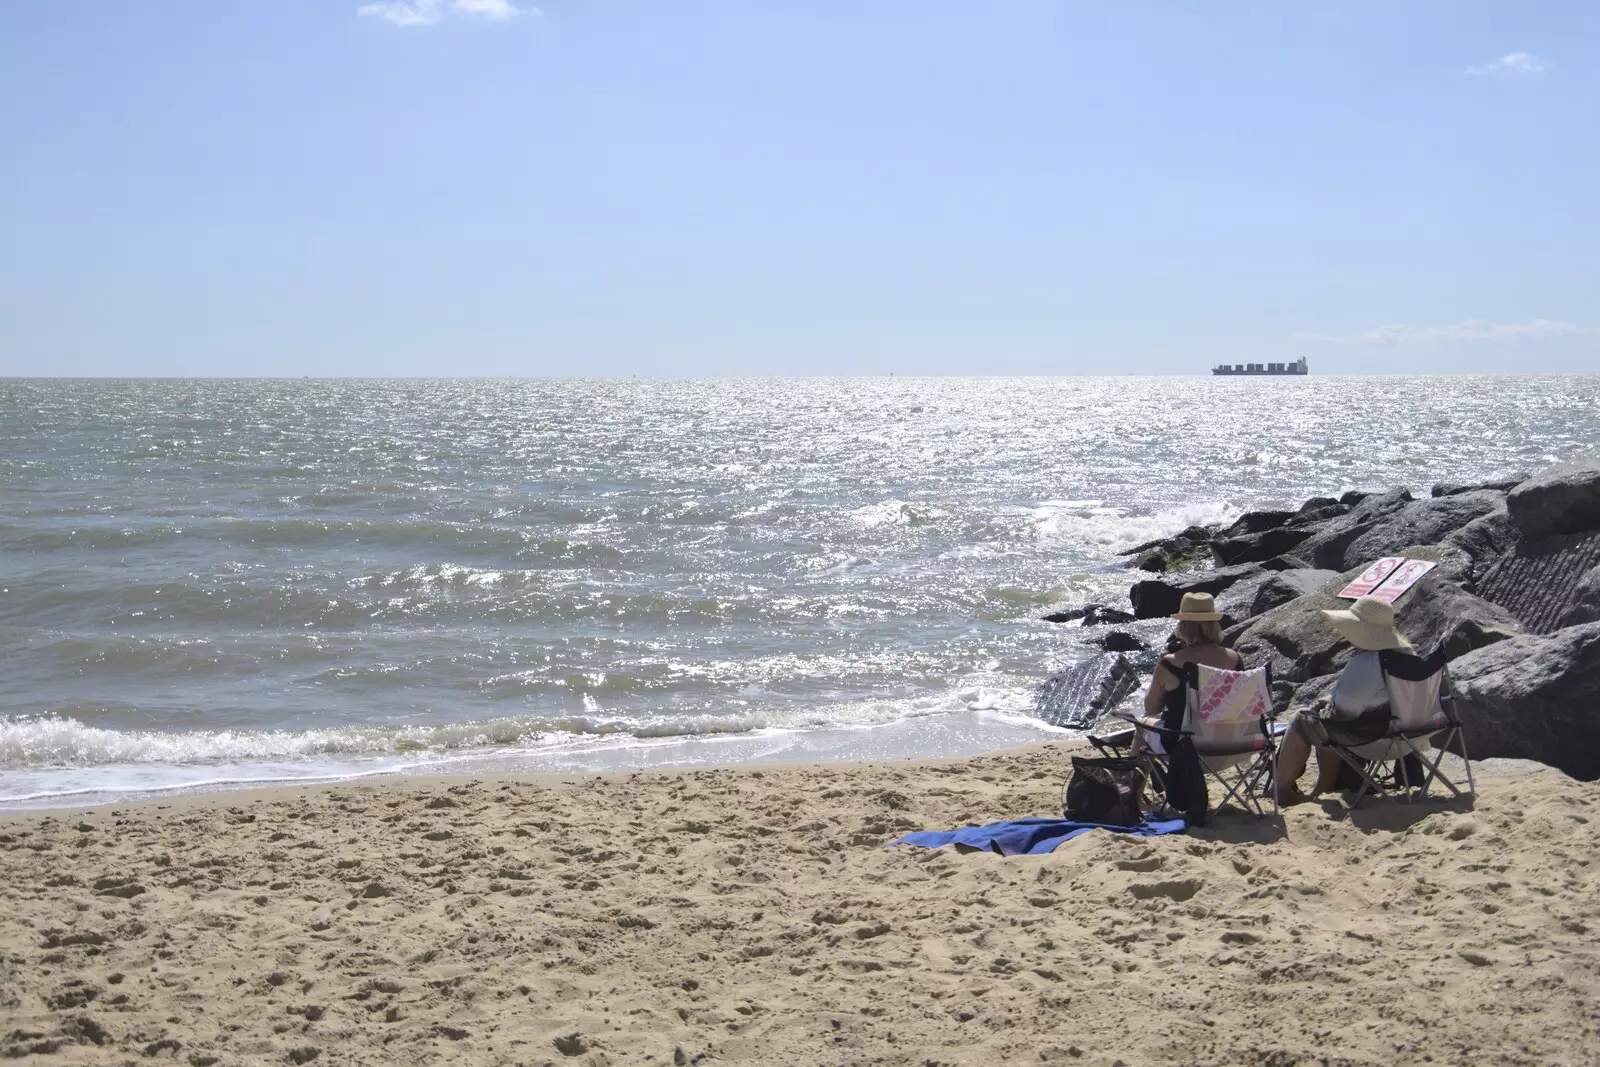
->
(2, 375, 1595, 807)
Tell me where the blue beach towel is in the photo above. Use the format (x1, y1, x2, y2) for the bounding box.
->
(890, 815, 1186, 856)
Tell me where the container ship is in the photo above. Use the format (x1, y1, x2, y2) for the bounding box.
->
(1212, 358, 1309, 376)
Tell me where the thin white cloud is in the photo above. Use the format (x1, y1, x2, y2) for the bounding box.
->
(1296, 320, 1594, 346)
(1465, 52, 1548, 77)
(357, 0, 533, 26)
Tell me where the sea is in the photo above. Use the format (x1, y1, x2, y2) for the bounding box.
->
(3, 375, 1596, 808)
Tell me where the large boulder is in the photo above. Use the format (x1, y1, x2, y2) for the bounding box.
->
(1443, 507, 1522, 587)
(1287, 499, 1352, 527)
(1432, 474, 1529, 498)
(1505, 458, 1600, 540)
(1035, 652, 1155, 729)
(1472, 528, 1600, 634)
(1042, 603, 1135, 625)
(1560, 566, 1600, 628)
(1248, 568, 1342, 615)
(1122, 524, 1215, 557)
(1220, 510, 1296, 537)
(1290, 488, 1416, 570)
(1211, 525, 1316, 566)
(1338, 491, 1505, 572)
(1128, 563, 1265, 620)
(1448, 622, 1600, 780)
(1214, 568, 1339, 629)
(1226, 546, 1515, 682)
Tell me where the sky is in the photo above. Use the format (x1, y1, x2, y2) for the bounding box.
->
(1, 1, 1596, 376)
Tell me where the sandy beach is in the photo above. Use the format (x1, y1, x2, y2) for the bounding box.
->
(2, 743, 1597, 1067)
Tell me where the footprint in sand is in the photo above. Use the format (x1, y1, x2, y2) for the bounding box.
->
(1128, 878, 1204, 903)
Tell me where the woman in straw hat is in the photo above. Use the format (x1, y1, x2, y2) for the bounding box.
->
(1140, 591, 1244, 734)
(1273, 595, 1412, 805)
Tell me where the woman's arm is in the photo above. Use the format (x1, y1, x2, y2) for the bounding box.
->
(1143, 657, 1175, 717)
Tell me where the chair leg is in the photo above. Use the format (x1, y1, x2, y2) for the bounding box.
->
(1414, 728, 1472, 801)
(1330, 747, 1391, 806)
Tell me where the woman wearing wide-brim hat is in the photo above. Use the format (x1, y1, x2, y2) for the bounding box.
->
(1140, 592, 1244, 735)
(1274, 595, 1413, 804)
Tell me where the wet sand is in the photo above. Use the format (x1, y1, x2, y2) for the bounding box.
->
(1, 743, 1596, 1066)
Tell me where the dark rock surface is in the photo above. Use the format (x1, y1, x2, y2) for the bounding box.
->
(1476, 529, 1600, 634)
(1505, 458, 1600, 540)
(1289, 488, 1416, 570)
(1098, 630, 1150, 653)
(1128, 563, 1265, 620)
(1135, 549, 1170, 572)
(1559, 565, 1600, 628)
(1433, 475, 1529, 498)
(1340, 492, 1504, 572)
(1287, 499, 1352, 527)
(1448, 622, 1600, 780)
(1210, 525, 1316, 567)
(1444, 508, 1522, 585)
(1041, 604, 1137, 625)
(1035, 653, 1148, 730)
(1246, 569, 1341, 617)
(1213, 571, 1281, 629)
(1220, 510, 1296, 537)
(1212, 569, 1337, 629)
(1122, 525, 1213, 558)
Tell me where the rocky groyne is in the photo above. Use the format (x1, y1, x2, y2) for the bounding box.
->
(1037, 458, 1600, 780)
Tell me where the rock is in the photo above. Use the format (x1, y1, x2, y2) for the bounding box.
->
(1214, 572, 1279, 629)
(1339, 492, 1504, 572)
(1432, 475, 1529, 498)
(1044, 604, 1138, 625)
(1213, 570, 1337, 629)
(1210, 526, 1316, 567)
(1340, 490, 1370, 506)
(1395, 572, 1521, 661)
(1035, 653, 1151, 730)
(1248, 569, 1341, 616)
(1082, 605, 1137, 626)
(1227, 547, 1513, 682)
(1291, 488, 1416, 570)
(1448, 622, 1600, 780)
(1476, 529, 1600, 634)
(1128, 563, 1265, 620)
(1287, 500, 1352, 527)
(1505, 458, 1600, 540)
(1560, 566, 1600, 627)
(1122, 525, 1216, 558)
(1221, 510, 1297, 537)
(1444, 508, 1522, 585)
(1099, 630, 1149, 653)
(1135, 549, 1170, 573)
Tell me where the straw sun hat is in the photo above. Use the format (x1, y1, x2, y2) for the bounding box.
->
(1175, 592, 1223, 622)
(1321, 595, 1413, 652)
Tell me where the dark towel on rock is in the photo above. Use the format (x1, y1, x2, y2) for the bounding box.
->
(889, 815, 1186, 856)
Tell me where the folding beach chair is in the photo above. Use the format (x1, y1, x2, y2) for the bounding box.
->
(1097, 662, 1279, 820)
(1323, 648, 1475, 805)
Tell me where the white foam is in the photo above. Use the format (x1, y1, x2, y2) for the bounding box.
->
(1029, 499, 1241, 554)
(851, 500, 945, 528)
(0, 679, 1052, 807)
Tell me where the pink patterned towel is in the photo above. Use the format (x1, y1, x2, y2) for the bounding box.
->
(1194, 665, 1270, 725)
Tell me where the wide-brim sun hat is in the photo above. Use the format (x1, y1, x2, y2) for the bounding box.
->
(1175, 591, 1223, 622)
(1321, 595, 1413, 651)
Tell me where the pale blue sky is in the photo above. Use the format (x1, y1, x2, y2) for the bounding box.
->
(1, 1, 1596, 375)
